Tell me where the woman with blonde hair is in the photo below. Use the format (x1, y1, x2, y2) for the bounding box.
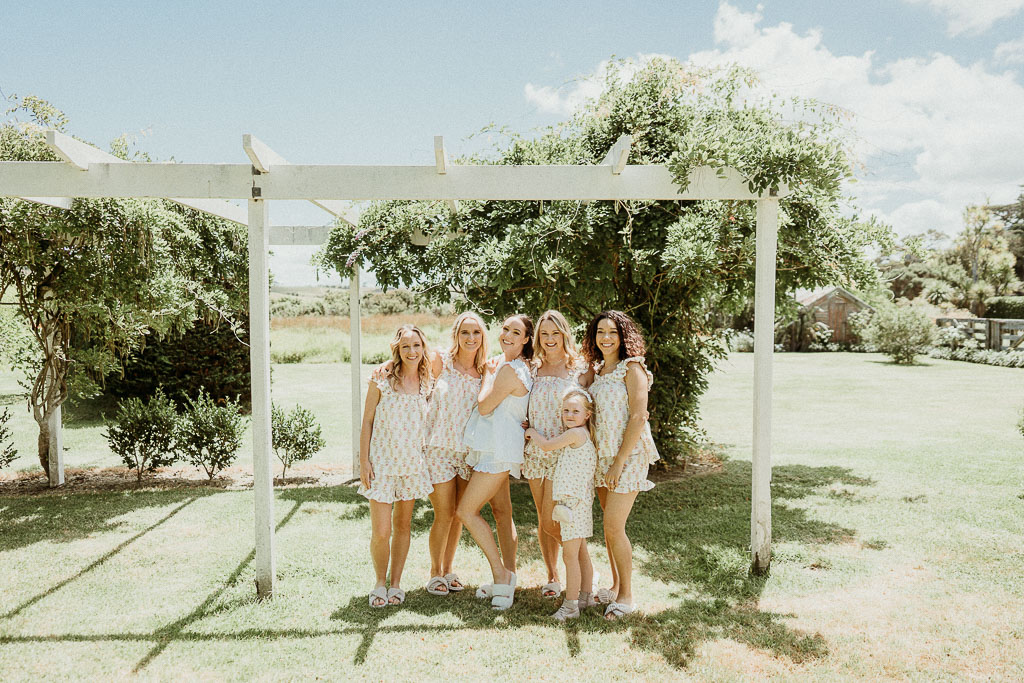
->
(523, 309, 588, 599)
(359, 325, 434, 608)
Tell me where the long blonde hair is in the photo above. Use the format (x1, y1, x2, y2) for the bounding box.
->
(561, 387, 596, 444)
(447, 311, 488, 375)
(534, 309, 582, 369)
(386, 325, 433, 391)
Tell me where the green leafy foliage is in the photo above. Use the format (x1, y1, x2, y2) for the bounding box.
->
(0, 407, 16, 468)
(271, 403, 326, 479)
(928, 347, 1024, 368)
(983, 296, 1024, 319)
(104, 388, 179, 482)
(176, 390, 245, 480)
(316, 59, 891, 462)
(863, 301, 935, 364)
(0, 96, 249, 474)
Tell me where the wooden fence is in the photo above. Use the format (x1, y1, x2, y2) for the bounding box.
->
(936, 318, 1024, 351)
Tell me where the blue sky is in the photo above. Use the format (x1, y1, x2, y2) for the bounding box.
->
(3, 1, 1023, 285)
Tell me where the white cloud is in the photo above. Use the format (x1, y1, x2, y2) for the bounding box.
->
(524, 53, 672, 116)
(902, 0, 1024, 37)
(995, 36, 1024, 64)
(522, 4, 1024, 237)
(690, 3, 1024, 235)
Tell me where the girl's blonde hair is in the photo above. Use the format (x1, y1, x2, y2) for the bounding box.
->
(386, 324, 433, 391)
(562, 387, 596, 444)
(533, 309, 582, 369)
(447, 311, 489, 374)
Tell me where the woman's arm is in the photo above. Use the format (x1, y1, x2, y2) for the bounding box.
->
(525, 426, 586, 452)
(478, 364, 526, 416)
(578, 366, 595, 389)
(429, 349, 443, 379)
(358, 383, 382, 488)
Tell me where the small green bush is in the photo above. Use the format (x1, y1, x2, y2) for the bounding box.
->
(0, 408, 16, 469)
(864, 301, 935, 364)
(272, 404, 326, 480)
(984, 296, 1024, 319)
(177, 390, 246, 480)
(1018, 406, 1024, 440)
(362, 351, 390, 365)
(105, 388, 180, 482)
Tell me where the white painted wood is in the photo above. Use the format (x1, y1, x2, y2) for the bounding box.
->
(349, 265, 362, 479)
(434, 136, 449, 175)
(602, 134, 632, 174)
(47, 405, 64, 487)
(268, 225, 333, 245)
(309, 199, 359, 226)
(20, 196, 73, 209)
(242, 134, 288, 173)
(1, 161, 788, 201)
(42, 132, 246, 224)
(248, 197, 275, 598)
(751, 196, 778, 574)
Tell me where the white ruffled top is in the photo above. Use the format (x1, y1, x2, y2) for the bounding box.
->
(462, 357, 533, 467)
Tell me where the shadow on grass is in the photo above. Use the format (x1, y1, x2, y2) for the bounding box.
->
(0, 460, 874, 672)
(325, 459, 873, 668)
(0, 487, 224, 554)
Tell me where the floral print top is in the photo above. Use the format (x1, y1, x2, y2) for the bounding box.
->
(426, 351, 482, 453)
(368, 374, 431, 476)
(590, 356, 660, 467)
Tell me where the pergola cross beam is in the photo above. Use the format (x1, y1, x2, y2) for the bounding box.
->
(0, 131, 783, 596)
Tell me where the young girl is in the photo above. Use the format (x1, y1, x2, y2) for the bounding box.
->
(525, 388, 598, 621)
(580, 310, 659, 620)
(359, 325, 434, 608)
(524, 309, 586, 599)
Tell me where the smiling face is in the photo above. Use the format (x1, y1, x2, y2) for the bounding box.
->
(595, 317, 621, 360)
(561, 395, 590, 429)
(397, 329, 425, 366)
(537, 318, 565, 359)
(499, 316, 529, 357)
(457, 318, 483, 354)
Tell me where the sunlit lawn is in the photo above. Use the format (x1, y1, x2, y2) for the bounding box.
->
(1, 353, 1023, 679)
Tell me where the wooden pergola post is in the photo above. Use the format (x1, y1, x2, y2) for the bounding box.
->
(349, 265, 362, 479)
(247, 196, 275, 598)
(751, 193, 778, 574)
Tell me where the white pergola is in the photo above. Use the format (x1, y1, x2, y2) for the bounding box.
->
(1, 132, 784, 596)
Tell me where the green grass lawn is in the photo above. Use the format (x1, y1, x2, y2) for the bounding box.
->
(1, 353, 1023, 679)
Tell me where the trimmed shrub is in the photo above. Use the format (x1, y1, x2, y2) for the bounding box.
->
(271, 404, 326, 480)
(984, 296, 1024, 320)
(105, 388, 180, 482)
(726, 329, 754, 352)
(928, 347, 1024, 368)
(0, 408, 16, 469)
(177, 390, 246, 480)
(864, 301, 934, 364)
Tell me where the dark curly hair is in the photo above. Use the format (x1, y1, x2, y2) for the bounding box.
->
(506, 313, 534, 361)
(581, 310, 646, 364)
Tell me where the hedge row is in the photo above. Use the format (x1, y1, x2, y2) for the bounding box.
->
(928, 347, 1024, 368)
(984, 296, 1024, 319)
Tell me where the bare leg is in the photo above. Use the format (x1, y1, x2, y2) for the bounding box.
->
(579, 541, 594, 596)
(561, 538, 583, 601)
(441, 475, 470, 580)
(596, 486, 619, 594)
(369, 500, 393, 606)
(489, 477, 518, 573)
(388, 499, 416, 602)
(456, 471, 513, 585)
(603, 490, 639, 610)
(528, 478, 559, 585)
(427, 478, 457, 581)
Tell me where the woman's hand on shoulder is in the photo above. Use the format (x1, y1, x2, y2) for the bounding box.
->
(371, 360, 392, 382)
(484, 356, 502, 374)
(578, 367, 595, 388)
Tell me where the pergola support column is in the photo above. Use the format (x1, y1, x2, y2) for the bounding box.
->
(248, 196, 275, 598)
(349, 266, 362, 479)
(751, 194, 778, 574)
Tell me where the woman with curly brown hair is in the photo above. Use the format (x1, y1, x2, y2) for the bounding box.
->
(580, 310, 659, 620)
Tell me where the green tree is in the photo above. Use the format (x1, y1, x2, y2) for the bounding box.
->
(863, 300, 935, 364)
(0, 95, 247, 479)
(318, 59, 892, 461)
(104, 388, 180, 483)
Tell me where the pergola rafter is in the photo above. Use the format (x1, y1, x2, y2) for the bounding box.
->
(0, 133, 784, 597)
